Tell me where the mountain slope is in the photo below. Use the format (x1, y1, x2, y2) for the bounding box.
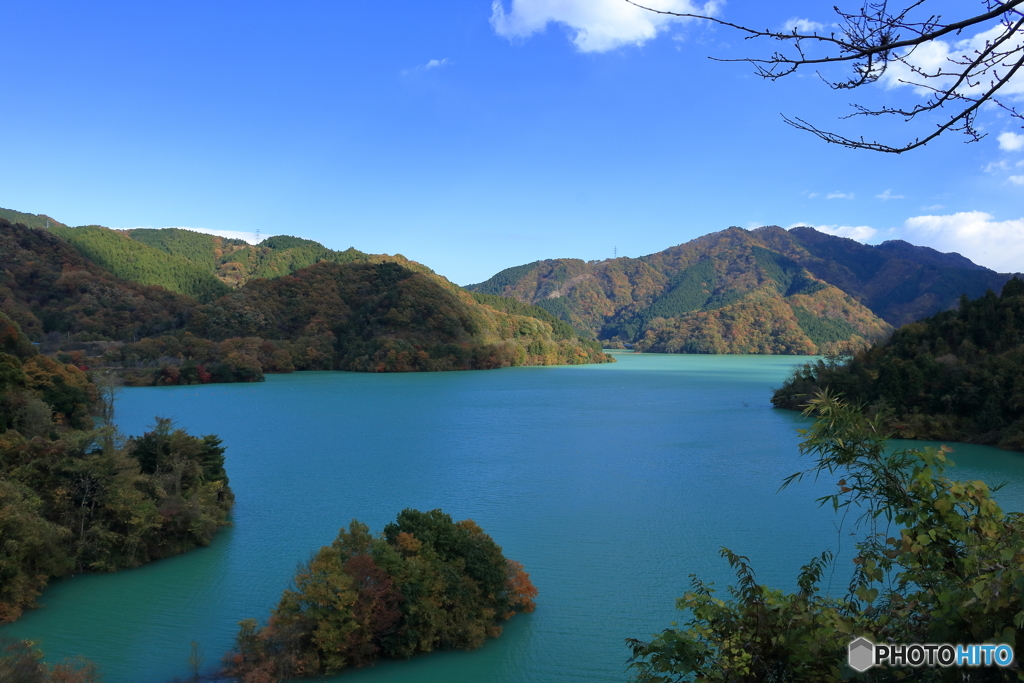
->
(468, 227, 892, 355)
(0, 218, 198, 342)
(752, 226, 1018, 325)
(772, 278, 1024, 449)
(1, 218, 611, 375)
(49, 224, 232, 302)
(127, 228, 375, 287)
(189, 260, 611, 371)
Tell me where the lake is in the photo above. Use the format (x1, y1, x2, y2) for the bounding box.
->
(4, 352, 1024, 682)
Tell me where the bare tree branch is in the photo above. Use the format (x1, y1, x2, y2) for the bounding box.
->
(626, 0, 1024, 152)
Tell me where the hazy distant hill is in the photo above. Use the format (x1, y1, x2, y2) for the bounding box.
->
(468, 227, 893, 355)
(752, 226, 1017, 326)
(468, 226, 1021, 354)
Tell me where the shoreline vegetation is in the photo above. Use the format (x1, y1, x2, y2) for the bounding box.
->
(0, 311, 234, 626)
(771, 278, 1024, 451)
(628, 394, 1024, 682)
(224, 510, 538, 683)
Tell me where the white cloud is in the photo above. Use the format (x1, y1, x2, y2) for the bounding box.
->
(999, 132, 1024, 152)
(402, 58, 451, 75)
(876, 189, 904, 201)
(902, 211, 1024, 273)
(791, 223, 877, 241)
(880, 24, 1024, 97)
(826, 191, 854, 200)
(490, 0, 720, 53)
(117, 226, 269, 244)
(780, 17, 824, 34)
(1010, 175, 1024, 185)
(921, 204, 946, 211)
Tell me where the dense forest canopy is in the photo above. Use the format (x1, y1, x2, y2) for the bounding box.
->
(773, 278, 1024, 450)
(226, 509, 537, 683)
(0, 310, 233, 624)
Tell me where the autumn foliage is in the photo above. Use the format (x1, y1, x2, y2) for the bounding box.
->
(225, 509, 537, 683)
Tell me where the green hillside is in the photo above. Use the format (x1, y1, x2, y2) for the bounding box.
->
(50, 225, 231, 302)
(772, 278, 1024, 449)
(128, 228, 375, 287)
(0, 219, 197, 342)
(0, 207, 66, 231)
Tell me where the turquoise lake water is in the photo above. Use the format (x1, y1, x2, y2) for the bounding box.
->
(3, 352, 1023, 682)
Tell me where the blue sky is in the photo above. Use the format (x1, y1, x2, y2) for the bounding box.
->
(2, 0, 1022, 284)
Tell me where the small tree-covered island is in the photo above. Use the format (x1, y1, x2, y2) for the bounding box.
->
(225, 509, 538, 683)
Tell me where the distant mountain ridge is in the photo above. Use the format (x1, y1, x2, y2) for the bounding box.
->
(467, 226, 1021, 354)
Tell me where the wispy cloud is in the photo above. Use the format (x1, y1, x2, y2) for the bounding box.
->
(875, 189, 904, 201)
(826, 191, 854, 200)
(490, 0, 721, 53)
(1010, 176, 1024, 186)
(902, 211, 1024, 273)
(402, 58, 452, 75)
(999, 132, 1024, 152)
(780, 17, 824, 33)
(880, 25, 1024, 98)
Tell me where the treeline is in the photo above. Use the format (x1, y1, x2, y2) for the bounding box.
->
(772, 278, 1024, 450)
(226, 509, 537, 683)
(0, 311, 233, 623)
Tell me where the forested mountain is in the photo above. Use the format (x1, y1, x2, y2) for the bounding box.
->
(0, 206, 66, 231)
(754, 226, 1017, 325)
(0, 208, 384, 300)
(772, 278, 1024, 449)
(0, 217, 610, 382)
(469, 227, 892, 355)
(46, 224, 376, 300)
(0, 218, 198, 341)
(126, 228, 375, 287)
(468, 226, 1020, 354)
(50, 224, 232, 303)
